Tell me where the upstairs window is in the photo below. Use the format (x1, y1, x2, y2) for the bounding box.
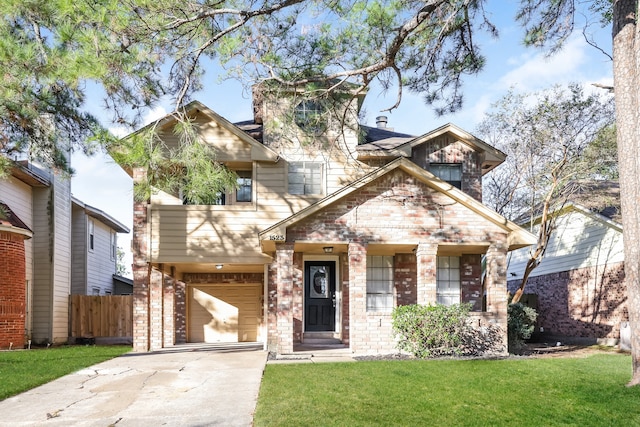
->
(88, 219, 95, 252)
(430, 163, 462, 189)
(366, 255, 395, 312)
(288, 162, 323, 195)
(110, 230, 117, 260)
(294, 100, 327, 134)
(235, 170, 252, 203)
(437, 256, 461, 306)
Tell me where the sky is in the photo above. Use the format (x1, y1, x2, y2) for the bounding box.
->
(69, 4, 614, 277)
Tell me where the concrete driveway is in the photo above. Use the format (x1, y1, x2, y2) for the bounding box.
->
(0, 343, 267, 427)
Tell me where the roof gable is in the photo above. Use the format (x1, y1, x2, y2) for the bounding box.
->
(357, 123, 506, 173)
(260, 157, 535, 251)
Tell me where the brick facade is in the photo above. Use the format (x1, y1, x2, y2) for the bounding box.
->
(0, 231, 27, 349)
(508, 262, 627, 341)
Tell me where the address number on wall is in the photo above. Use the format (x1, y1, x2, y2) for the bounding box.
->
(269, 235, 285, 241)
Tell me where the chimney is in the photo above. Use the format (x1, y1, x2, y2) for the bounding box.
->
(376, 115, 388, 129)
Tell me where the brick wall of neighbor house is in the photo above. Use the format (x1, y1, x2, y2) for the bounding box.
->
(507, 262, 627, 340)
(0, 231, 27, 349)
(461, 254, 483, 311)
(175, 281, 187, 344)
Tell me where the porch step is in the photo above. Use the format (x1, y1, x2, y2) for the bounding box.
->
(303, 332, 342, 345)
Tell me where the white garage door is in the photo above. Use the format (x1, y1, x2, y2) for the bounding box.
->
(188, 284, 262, 343)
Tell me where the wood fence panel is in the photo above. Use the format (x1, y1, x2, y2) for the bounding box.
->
(70, 295, 133, 338)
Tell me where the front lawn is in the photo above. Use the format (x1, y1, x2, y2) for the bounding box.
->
(254, 353, 640, 426)
(0, 345, 131, 400)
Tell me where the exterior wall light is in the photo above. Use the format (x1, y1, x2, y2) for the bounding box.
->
(323, 247, 333, 254)
(215, 264, 223, 270)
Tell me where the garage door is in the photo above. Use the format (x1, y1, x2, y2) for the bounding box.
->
(188, 284, 262, 343)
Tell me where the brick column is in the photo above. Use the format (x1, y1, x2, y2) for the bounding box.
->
(275, 243, 294, 354)
(486, 241, 508, 350)
(132, 167, 150, 352)
(163, 273, 175, 347)
(416, 242, 438, 306)
(348, 241, 367, 353)
(149, 268, 163, 351)
(174, 280, 187, 344)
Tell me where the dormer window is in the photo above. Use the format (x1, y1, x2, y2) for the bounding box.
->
(294, 100, 326, 133)
(430, 163, 462, 189)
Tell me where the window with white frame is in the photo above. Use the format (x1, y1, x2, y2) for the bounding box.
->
(366, 255, 394, 312)
(110, 230, 117, 260)
(88, 219, 95, 252)
(430, 163, 462, 189)
(288, 162, 323, 195)
(437, 256, 461, 306)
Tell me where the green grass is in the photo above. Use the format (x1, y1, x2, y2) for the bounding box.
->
(0, 345, 131, 400)
(255, 353, 640, 426)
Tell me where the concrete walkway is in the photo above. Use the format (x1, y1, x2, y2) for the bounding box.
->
(0, 343, 267, 427)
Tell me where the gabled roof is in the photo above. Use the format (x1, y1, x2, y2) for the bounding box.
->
(0, 202, 33, 239)
(357, 123, 506, 174)
(118, 100, 279, 173)
(517, 181, 621, 229)
(259, 157, 536, 251)
(72, 197, 130, 233)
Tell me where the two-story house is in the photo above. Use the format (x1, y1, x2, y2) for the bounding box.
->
(123, 86, 536, 355)
(0, 161, 129, 349)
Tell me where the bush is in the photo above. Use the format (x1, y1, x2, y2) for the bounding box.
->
(392, 303, 502, 358)
(508, 303, 538, 353)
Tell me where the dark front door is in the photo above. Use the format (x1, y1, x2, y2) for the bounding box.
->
(304, 261, 336, 331)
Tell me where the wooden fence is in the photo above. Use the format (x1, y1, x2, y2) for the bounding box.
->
(70, 295, 132, 338)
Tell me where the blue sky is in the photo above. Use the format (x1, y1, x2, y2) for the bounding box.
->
(70, 4, 614, 276)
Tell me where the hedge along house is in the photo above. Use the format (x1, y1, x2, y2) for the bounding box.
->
(120, 86, 536, 354)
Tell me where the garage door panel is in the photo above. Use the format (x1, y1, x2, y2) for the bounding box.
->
(189, 284, 261, 343)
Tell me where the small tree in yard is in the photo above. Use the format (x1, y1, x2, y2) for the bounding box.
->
(478, 84, 615, 304)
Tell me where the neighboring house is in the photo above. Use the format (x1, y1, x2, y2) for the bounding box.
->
(507, 182, 626, 344)
(0, 161, 130, 349)
(119, 86, 536, 355)
(71, 197, 130, 296)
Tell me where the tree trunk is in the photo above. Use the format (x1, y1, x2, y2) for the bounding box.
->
(612, 0, 640, 386)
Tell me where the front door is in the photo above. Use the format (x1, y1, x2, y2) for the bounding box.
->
(304, 261, 336, 331)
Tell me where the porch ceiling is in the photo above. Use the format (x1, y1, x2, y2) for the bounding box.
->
(159, 262, 266, 276)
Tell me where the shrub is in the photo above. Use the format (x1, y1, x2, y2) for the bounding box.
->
(392, 303, 502, 358)
(508, 303, 538, 353)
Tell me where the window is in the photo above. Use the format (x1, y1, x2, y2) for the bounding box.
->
(294, 100, 326, 133)
(110, 230, 117, 260)
(437, 256, 461, 306)
(92, 287, 100, 295)
(236, 170, 252, 202)
(288, 162, 323, 195)
(430, 163, 462, 189)
(88, 219, 95, 251)
(366, 255, 394, 312)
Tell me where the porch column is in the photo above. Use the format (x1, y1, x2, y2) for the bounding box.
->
(149, 268, 164, 351)
(348, 241, 367, 353)
(416, 242, 438, 306)
(275, 243, 294, 354)
(486, 241, 509, 350)
(132, 167, 150, 352)
(163, 272, 175, 347)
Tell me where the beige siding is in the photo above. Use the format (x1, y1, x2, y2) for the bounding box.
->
(31, 186, 52, 343)
(51, 176, 71, 343)
(508, 210, 624, 279)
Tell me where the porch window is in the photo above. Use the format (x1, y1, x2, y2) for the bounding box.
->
(437, 256, 460, 306)
(366, 255, 394, 312)
(430, 163, 462, 189)
(288, 162, 323, 195)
